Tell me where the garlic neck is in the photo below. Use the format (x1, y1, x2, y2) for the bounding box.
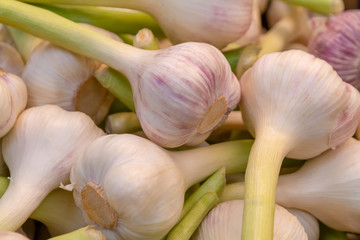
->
(81, 181, 118, 229)
(197, 96, 227, 134)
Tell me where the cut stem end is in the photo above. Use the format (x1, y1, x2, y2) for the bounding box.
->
(198, 96, 227, 134)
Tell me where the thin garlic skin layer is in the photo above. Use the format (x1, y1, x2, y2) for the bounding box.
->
(71, 134, 186, 240)
(133, 42, 241, 148)
(0, 70, 27, 138)
(0, 105, 105, 231)
(192, 200, 308, 240)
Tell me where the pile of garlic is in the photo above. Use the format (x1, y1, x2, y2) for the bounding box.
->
(0, 0, 359, 240)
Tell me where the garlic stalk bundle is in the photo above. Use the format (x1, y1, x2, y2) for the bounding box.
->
(22, 23, 120, 125)
(0, 69, 27, 138)
(0, 1, 241, 148)
(239, 50, 360, 239)
(308, 10, 360, 92)
(70, 134, 259, 240)
(19, 0, 253, 49)
(191, 200, 308, 240)
(0, 105, 105, 231)
(0, 232, 30, 240)
(0, 42, 24, 76)
(287, 209, 319, 240)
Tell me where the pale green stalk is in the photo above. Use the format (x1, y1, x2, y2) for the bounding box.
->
(280, 0, 344, 14)
(105, 112, 141, 134)
(133, 28, 160, 50)
(166, 192, 219, 240)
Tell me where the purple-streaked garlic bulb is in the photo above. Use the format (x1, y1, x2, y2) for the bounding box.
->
(0, 105, 105, 231)
(276, 137, 360, 233)
(192, 200, 307, 240)
(239, 49, 360, 239)
(19, 0, 253, 49)
(21, 24, 120, 125)
(308, 10, 360, 91)
(70, 134, 253, 240)
(0, 70, 27, 138)
(0, 3, 241, 148)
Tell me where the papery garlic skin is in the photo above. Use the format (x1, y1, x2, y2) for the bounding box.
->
(287, 209, 319, 240)
(192, 200, 308, 240)
(131, 42, 241, 148)
(21, 24, 120, 125)
(0, 232, 30, 240)
(240, 50, 360, 159)
(308, 10, 360, 92)
(276, 137, 360, 233)
(0, 42, 24, 76)
(71, 134, 185, 240)
(0, 70, 27, 138)
(0, 105, 105, 231)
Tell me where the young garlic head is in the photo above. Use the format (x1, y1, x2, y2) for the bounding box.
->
(71, 134, 186, 240)
(21, 24, 120, 125)
(0, 105, 105, 231)
(240, 49, 360, 159)
(192, 200, 308, 240)
(0, 70, 27, 138)
(129, 42, 240, 148)
(308, 10, 360, 92)
(276, 137, 360, 233)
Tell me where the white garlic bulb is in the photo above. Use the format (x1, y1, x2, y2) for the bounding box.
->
(21, 24, 120, 124)
(0, 105, 105, 231)
(0, 70, 27, 138)
(276, 137, 360, 233)
(0, 42, 24, 76)
(239, 49, 360, 238)
(70, 134, 254, 240)
(192, 200, 308, 240)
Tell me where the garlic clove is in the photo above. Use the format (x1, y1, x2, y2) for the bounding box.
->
(192, 200, 308, 240)
(0, 231, 30, 240)
(276, 137, 360, 233)
(71, 134, 186, 240)
(308, 10, 360, 92)
(0, 104, 105, 231)
(0, 42, 24, 76)
(0, 69, 27, 138)
(287, 209, 319, 240)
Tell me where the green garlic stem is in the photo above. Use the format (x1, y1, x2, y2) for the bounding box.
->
(119, 34, 134, 45)
(222, 46, 245, 74)
(180, 167, 225, 221)
(105, 112, 141, 134)
(166, 192, 219, 240)
(94, 65, 135, 112)
(6, 26, 42, 62)
(29, 4, 165, 37)
(0, 0, 143, 78)
(48, 226, 106, 240)
(220, 182, 245, 202)
(0, 177, 9, 197)
(242, 132, 291, 240)
(280, 0, 344, 14)
(133, 28, 160, 50)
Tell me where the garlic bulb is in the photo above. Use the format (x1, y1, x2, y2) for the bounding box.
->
(0, 2, 241, 148)
(21, 23, 120, 125)
(0, 70, 27, 138)
(0, 232, 29, 240)
(192, 200, 308, 240)
(239, 50, 360, 239)
(0, 105, 105, 231)
(287, 209, 319, 240)
(0, 42, 24, 76)
(70, 134, 258, 240)
(276, 137, 360, 233)
(308, 10, 360, 92)
(18, 0, 253, 49)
